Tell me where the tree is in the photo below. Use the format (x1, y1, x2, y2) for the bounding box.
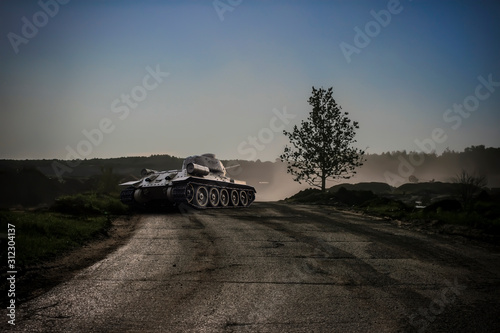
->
(280, 86, 365, 192)
(97, 166, 119, 194)
(452, 170, 487, 211)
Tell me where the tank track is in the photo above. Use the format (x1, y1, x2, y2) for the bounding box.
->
(120, 186, 136, 205)
(172, 179, 256, 209)
(120, 181, 255, 210)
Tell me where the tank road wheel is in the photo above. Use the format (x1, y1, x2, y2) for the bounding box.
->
(194, 186, 209, 207)
(209, 187, 220, 207)
(239, 190, 248, 206)
(185, 183, 195, 203)
(230, 189, 239, 206)
(219, 188, 230, 207)
(247, 190, 255, 204)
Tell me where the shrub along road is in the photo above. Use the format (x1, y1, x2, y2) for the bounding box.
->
(5, 203, 500, 332)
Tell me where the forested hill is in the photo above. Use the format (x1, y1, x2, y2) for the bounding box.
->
(0, 145, 499, 205)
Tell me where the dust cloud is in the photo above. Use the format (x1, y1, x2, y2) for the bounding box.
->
(228, 146, 500, 201)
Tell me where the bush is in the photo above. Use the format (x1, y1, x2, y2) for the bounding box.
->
(335, 187, 376, 206)
(424, 199, 462, 213)
(360, 197, 410, 219)
(284, 184, 500, 234)
(474, 200, 500, 219)
(52, 193, 128, 216)
(0, 211, 110, 266)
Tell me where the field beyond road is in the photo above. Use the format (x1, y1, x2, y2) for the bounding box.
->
(4, 203, 500, 332)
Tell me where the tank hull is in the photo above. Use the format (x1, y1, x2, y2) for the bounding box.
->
(121, 177, 255, 209)
(119, 154, 256, 209)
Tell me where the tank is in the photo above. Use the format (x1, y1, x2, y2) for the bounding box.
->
(119, 153, 256, 209)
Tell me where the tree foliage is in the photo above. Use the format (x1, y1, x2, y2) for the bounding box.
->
(97, 166, 120, 194)
(280, 87, 365, 192)
(452, 169, 487, 210)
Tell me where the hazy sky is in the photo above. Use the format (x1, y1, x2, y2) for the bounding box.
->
(1, 0, 499, 161)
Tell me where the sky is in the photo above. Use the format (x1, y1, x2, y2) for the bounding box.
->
(1, 0, 499, 162)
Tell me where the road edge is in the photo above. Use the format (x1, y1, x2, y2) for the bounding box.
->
(15, 215, 143, 304)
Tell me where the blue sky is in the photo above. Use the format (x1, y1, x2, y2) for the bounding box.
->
(1, 0, 499, 161)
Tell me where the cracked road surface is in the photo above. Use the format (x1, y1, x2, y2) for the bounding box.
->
(7, 203, 500, 332)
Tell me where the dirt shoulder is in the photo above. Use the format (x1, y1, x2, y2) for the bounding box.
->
(16, 215, 143, 303)
(333, 206, 500, 248)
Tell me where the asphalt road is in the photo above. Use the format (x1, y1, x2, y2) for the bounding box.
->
(7, 203, 500, 332)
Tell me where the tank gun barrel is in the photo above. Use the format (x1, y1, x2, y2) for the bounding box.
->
(225, 164, 240, 170)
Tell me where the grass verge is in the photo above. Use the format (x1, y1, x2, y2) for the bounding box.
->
(284, 187, 500, 239)
(1, 192, 128, 266)
(0, 192, 129, 305)
(1, 211, 111, 267)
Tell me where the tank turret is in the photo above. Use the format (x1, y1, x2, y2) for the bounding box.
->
(119, 153, 256, 209)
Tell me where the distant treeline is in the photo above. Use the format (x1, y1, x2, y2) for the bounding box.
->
(360, 145, 500, 187)
(0, 145, 498, 207)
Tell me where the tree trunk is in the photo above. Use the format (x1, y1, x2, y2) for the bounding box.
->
(321, 173, 326, 192)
